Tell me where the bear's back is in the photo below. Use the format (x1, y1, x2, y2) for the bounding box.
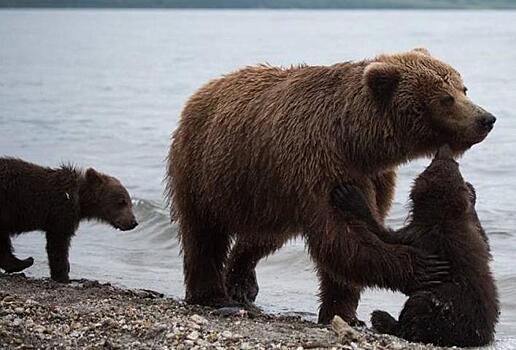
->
(0, 158, 80, 234)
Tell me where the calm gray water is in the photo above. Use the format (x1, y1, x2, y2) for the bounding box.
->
(1, 9, 515, 348)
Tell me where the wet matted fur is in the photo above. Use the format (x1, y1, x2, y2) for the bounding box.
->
(331, 146, 499, 347)
(166, 48, 496, 324)
(0, 158, 138, 282)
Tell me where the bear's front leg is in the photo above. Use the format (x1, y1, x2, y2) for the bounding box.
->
(45, 231, 72, 283)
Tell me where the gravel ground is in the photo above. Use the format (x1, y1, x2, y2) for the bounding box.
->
(0, 274, 442, 350)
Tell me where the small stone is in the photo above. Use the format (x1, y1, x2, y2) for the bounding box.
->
(206, 332, 219, 343)
(221, 330, 233, 338)
(34, 325, 46, 334)
(240, 342, 252, 349)
(196, 338, 209, 347)
(331, 315, 362, 343)
(12, 317, 22, 327)
(165, 332, 175, 339)
(190, 314, 208, 325)
(187, 321, 201, 330)
(187, 330, 199, 341)
(2, 295, 16, 303)
(14, 307, 24, 314)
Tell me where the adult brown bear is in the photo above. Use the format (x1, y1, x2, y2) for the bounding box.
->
(331, 145, 499, 347)
(166, 49, 495, 324)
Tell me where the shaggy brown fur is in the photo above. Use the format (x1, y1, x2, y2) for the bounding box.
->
(0, 158, 138, 282)
(166, 48, 496, 324)
(331, 146, 499, 347)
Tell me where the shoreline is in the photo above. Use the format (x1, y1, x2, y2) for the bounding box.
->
(0, 274, 442, 349)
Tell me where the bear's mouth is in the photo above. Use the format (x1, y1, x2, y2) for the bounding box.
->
(471, 128, 491, 145)
(112, 221, 138, 231)
(449, 127, 492, 152)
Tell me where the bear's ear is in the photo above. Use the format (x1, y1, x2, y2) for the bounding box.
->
(412, 47, 431, 56)
(363, 62, 401, 102)
(85, 168, 103, 184)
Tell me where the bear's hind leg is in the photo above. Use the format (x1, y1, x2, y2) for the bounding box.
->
(226, 237, 286, 305)
(0, 233, 34, 273)
(317, 270, 363, 326)
(371, 310, 399, 335)
(180, 217, 233, 307)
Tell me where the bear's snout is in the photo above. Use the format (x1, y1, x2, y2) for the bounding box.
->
(117, 218, 138, 231)
(477, 113, 496, 132)
(128, 219, 138, 230)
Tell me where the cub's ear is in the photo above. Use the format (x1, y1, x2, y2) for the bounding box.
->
(412, 47, 431, 56)
(85, 168, 103, 184)
(363, 62, 401, 102)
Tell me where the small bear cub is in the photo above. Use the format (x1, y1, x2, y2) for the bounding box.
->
(0, 158, 138, 282)
(331, 145, 499, 347)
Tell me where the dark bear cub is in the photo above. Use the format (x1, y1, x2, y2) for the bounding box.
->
(331, 145, 499, 347)
(0, 158, 138, 282)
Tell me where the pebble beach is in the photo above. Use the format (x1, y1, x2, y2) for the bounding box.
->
(0, 274, 443, 350)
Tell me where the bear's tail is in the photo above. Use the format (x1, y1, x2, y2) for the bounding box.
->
(371, 310, 399, 336)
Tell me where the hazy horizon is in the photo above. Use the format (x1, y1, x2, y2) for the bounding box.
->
(2, 0, 516, 9)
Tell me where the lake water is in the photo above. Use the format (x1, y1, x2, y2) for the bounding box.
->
(1, 9, 515, 348)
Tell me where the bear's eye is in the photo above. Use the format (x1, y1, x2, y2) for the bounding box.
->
(440, 95, 455, 107)
(117, 199, 127, 207)
(463, 86, 468, 95)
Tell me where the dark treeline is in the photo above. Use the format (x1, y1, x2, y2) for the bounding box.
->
(1, 0, 516, 9)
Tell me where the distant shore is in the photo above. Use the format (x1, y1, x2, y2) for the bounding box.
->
(0, 273, 443, 349)
(1, 0, 516, 9)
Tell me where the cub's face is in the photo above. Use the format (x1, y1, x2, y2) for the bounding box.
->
(364, 48, 495, 153)
(409, 145, 472, 221)
(85, 168, 138, 231)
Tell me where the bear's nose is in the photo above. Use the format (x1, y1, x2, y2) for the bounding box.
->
(129, 220, 138, 229)
(479, 113, 496, 130)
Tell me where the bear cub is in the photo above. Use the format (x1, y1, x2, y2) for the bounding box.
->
(331, 145, 499, 347)
(0, 158, 138, 282)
